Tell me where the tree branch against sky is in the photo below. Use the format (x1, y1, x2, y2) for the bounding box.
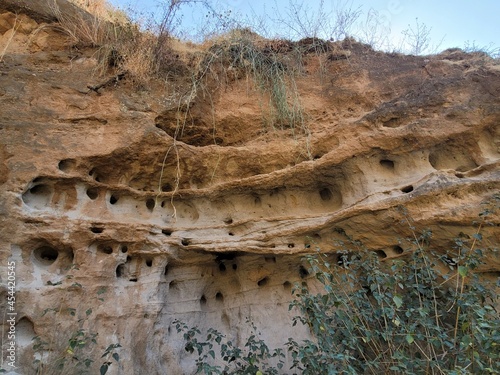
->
(107, 0, 499, 54)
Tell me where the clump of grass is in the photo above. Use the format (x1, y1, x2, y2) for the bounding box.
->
(42, 0, 188, 84)
(197, 29, 307, 133)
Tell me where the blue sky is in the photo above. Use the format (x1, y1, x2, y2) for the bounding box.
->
(108, 0, 500, 54)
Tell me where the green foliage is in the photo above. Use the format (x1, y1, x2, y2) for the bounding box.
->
(176, 210, 499, 374)
(32, 286, 121, 375)
(173, 319, 285, 374)
(290, 244, 499, 374)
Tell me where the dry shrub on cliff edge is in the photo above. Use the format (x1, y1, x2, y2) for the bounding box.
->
(42, 0, 190, 83)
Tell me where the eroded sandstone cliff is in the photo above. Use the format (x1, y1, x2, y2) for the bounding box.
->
(0, 1, 499, 374)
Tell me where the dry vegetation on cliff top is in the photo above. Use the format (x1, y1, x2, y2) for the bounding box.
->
(39, 0, 499, 143)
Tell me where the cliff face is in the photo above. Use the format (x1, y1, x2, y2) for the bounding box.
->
(0, 2, 499, 374)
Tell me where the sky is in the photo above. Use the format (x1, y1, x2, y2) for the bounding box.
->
(107, 0, 500, 54)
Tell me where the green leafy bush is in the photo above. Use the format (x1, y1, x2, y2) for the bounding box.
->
(176, 221, 499, 374)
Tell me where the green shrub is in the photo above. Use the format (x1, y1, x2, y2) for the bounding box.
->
(289, 242, 499, 374)
(176, 219, 499, 374)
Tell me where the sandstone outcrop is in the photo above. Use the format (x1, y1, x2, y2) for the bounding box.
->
(0, 2, 499, 374)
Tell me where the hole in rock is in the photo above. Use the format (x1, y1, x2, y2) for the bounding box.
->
(265, 256, 276, 263)
(126, 256, 132, 262)
(228, 232, 234, 236)
(375, 250, 387, 258)
(392, 245, 404, 255)
(164, 265, 169, 275)
(336, 253, 349, 267)
(215, 252, 239, 262)
(200, 295, 207, 305)
(146, 198, 155, 211)
(299, 266, 309, 278)
(120, 245, 128, 253)
(181, 238, 190, 246)
(116, 264, 124, 277)
(34, 246, 59, 266)
(145, 259, 153, 267)
(109, 194, 118, 204)
(129, 278, 138, 282)
(29, 184, 51, 196)
(380, 159, 395, 169)
(288, 243, 295, 248)
(161, 183, 172, 192)
(16, 317, 36, 347)
(257, 277, 269, 287)
(232, 264, 237, 270)
(455, 172, 464, 179)
(99, 245, 113, 254)
(86, 188, 99, 200)
(216, 292, 224, 302)
(219, 263, 227, 272)
(90, 227, 103, 234)
(58, 159, 75, 172)
(319, 187, 333, 201)
(283, 281, 292, 290)
(223, 218, 233, 225)
(401, 185, 414, 193)
(89, 168, 102, 182)
(162, 229, 172, 236)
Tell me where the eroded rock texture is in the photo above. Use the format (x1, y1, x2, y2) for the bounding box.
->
(0, 2, 499, 374)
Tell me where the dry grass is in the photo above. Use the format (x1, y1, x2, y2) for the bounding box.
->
(67, 0, 128, 24)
